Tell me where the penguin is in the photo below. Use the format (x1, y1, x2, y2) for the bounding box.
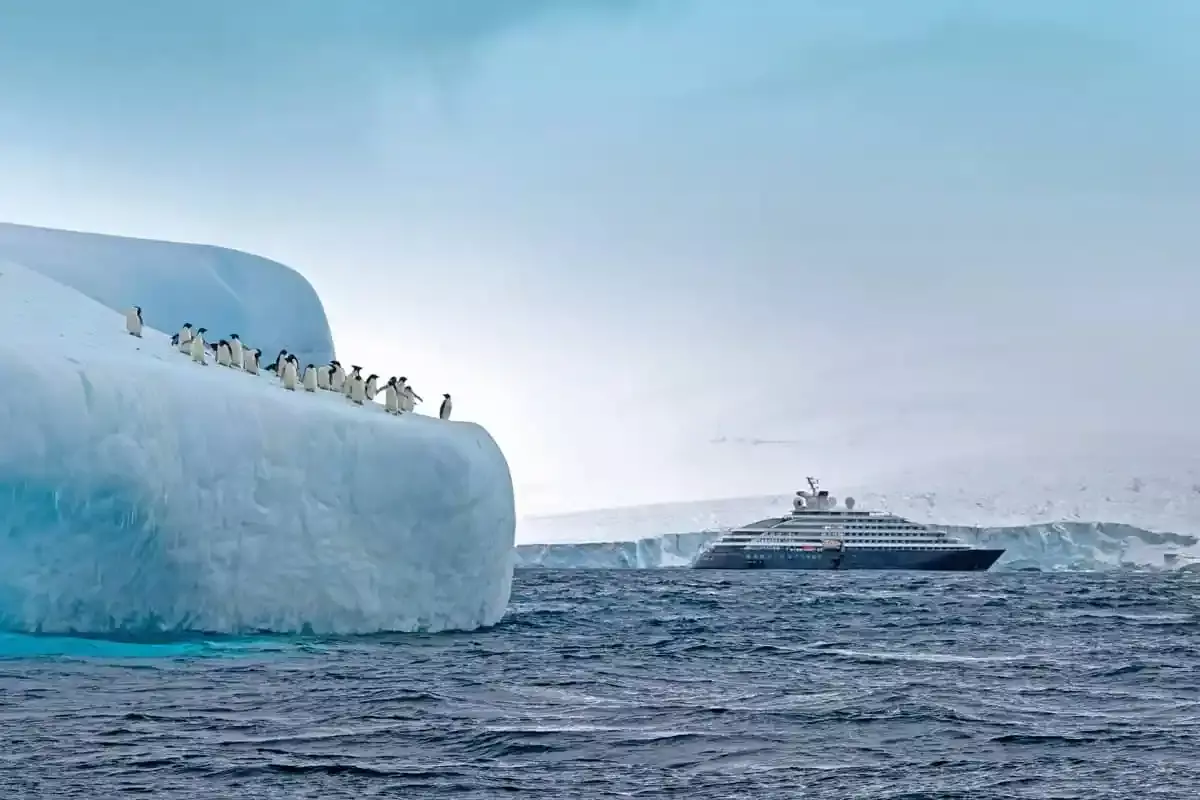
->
(281, 355, 299, 390)
(402, 383, 422, 412)
(364, 374, 379, 402)
(384, 377, 400, 414)
(316, 363, 332, 390)
(329, 361, 346, 393)
(269, 349, 288, 376)
(216, 339, 232, 367)
(244, 348, 261, 375)
(229, 334, 243, 369)
(397, 377, 421, 412)
(170, 332, 179, 347)
(439, 393, 452, 420)
(189, 328, 208, 364)
(125, 306, 143, 337)
(301, 363, 318, 392)
(177, 323, 194, 353)
(343, 366, 362, 397)
(348, 372, 366, 405)
(395, 377, 409, 412)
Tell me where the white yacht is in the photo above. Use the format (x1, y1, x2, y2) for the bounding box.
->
(691, 477, 1005, 571)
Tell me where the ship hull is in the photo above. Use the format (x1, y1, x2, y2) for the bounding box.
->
(691, 547, 1005, 571)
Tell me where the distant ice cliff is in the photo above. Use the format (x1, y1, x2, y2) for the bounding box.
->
(514, 523, 1199, 571)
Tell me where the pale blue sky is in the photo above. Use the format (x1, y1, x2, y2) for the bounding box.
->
(2, 0, 1199, 514)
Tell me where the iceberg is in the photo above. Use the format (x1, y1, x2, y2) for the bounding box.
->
(0, 222, 336, 365)
(0, 241, 515, 636)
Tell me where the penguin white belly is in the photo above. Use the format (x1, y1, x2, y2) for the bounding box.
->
(384, 386, 399, 414)
(245, 356, 258, 375)
(125, 309, 142, 337)
(230, 340, 243, 369)
(343, 375, 356, 397)
(364, 379, 378, 401)
(401, 390, 415, 412)
(440, 399, 452, 420)
(178, 330, 193, 353)
(316, 366, 331, 390)
(349, 378, 366, 405)
(282, 361, 298, 390)
(302, 367, 318, 392)
(190, 336, 206, 364)
(216, 345, 231, 367)
(331, 371, 345, 393)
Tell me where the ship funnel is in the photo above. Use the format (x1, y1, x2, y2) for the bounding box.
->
(846, 496, 856, 510)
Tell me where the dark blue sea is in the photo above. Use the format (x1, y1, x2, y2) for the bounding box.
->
(3, 569, 1199, 799)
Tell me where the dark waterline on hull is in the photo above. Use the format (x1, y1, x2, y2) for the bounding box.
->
(692, 547, 1006, 570)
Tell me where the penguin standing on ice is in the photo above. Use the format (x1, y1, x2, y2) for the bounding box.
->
(316, 363, 332, 390)
(330, 361, 346, 393)
(281, 355, 299, 390)
(348, 371, 367, 405)
(189, 327, 208, 364)
(177, 323, 194, 352)
(229, 334, 243, 369)
(364, 374, 379, 402)
(269, 349, 288, 377)
(301, 363, 318, 392)
(343, 366, 362, 397)
(125, 306, 143, 337)
(244, 348, 261, 375)
(384, 377, 400, 414)
(439, 393, 452, 420)
(216, 339, 232, 367)
(394, 377, 409, 412)
(399, 377, 422, 412)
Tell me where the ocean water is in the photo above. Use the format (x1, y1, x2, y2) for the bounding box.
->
(3, 570, 1199, 799)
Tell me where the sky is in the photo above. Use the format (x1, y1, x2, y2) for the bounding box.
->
(2, 0, 1199, 516)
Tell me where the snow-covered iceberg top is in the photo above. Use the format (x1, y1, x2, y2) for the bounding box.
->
(0, 255, 515, 636)
(0, 221, 336, 365)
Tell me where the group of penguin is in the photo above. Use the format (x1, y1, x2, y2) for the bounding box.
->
(124, 305, 452, 420)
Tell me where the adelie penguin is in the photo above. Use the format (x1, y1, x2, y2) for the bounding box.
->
(301, 363, 318, 392)
(244, 348, 261, 375)
(189, 327, 208, 364)
(399, 377, 422, 413)
(281, 355, 299, 391)
(343, 366, 362, 397)
(125, 306, 143, 338)
(316, 363, 332, 390)
(228, 334, 243, 369)
(329, 361, 346, 393)
(394, 377, 409, 412)
(364, 374, 379, 402)
(215, 339, 233, 367)
(384, 377, 400, 415)
(439, 393, 452, 420)
(177, 323, 194, 353)
(269, 349, 288, 376)
(348, 371, 367, 405)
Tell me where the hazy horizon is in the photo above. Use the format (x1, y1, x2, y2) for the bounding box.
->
(3, 0, 1199, 516)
